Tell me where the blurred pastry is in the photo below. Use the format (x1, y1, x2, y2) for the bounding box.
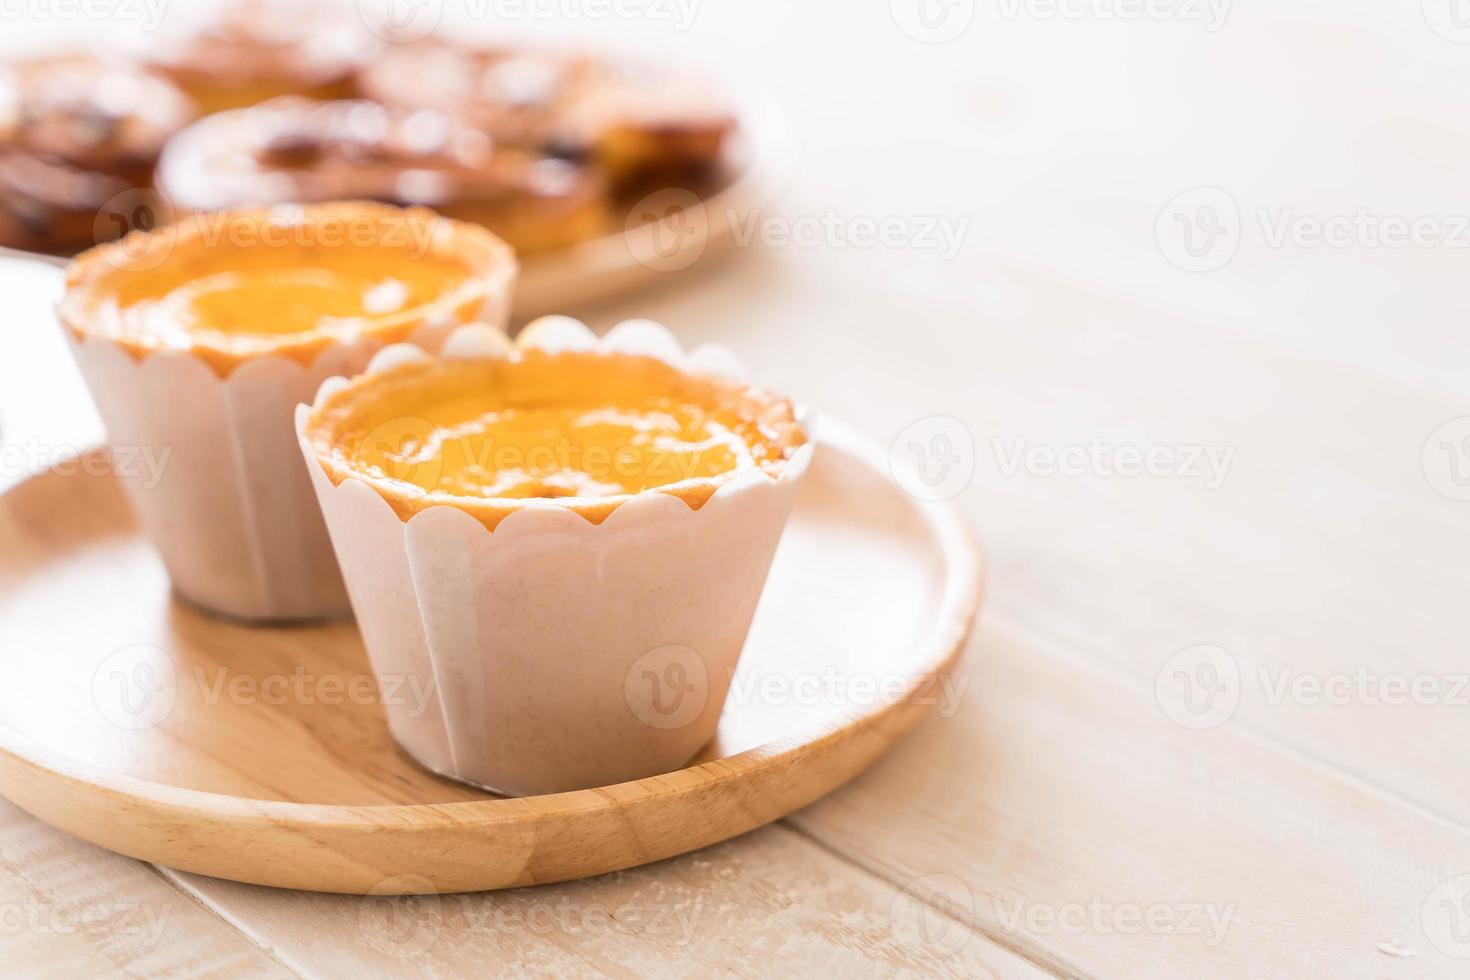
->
(0, 53, 195, 253)
(146, 0, 378, 114)
(156, 98, 608, 255)
(357, 39, 599, 152)
(561, 74, 738, 188)
(359, 38, 736, 189)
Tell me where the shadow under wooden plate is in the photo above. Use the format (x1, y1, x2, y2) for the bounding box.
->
(0, 424, 982, 894)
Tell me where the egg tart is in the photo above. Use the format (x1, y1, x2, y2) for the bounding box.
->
(145, 0, 378, 114)
(156, 99, 608, 255)
(0, 53, 195, 252)
(296, 319, 813, 794)
(60, 202, 516, 622)
(61, 201, 515, 375)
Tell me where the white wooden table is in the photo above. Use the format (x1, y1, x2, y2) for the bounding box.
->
(3, 1, 1470, 976)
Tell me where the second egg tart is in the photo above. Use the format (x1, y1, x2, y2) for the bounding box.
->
(304, 338, 807, 530)
(59, 201, 516, 374)
(60, 201, 517, 621)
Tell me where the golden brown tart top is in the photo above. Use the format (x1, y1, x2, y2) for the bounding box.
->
(60, 201, 514, 375)
(304, 346, 807, 530)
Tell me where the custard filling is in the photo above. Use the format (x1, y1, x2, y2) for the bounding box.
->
(62, 206, 510, 373)
(308, 350, 804, 515)
(101, 243, 467, 340)
(129, 264, 461, 342)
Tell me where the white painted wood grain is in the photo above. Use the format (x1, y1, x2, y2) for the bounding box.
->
(163, 825, 1052, 980)
(0, 798, 296, 978)
(789, 619, 1470, 979)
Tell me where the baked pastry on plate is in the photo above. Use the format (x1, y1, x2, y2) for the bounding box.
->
(358, 38, 737, 190)
(145, 0, 378, 114)
(0, 53, 195, 252)
(156, 98, 608, 255)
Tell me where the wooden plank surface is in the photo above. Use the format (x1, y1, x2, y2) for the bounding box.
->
(791, 618, 1470, 978)
(4, 0, 1470, 976)
(163, 825, 1051, 980)
(0, 799, 296, 979)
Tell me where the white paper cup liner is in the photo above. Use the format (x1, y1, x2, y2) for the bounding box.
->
(64, 301, 512, 622)
(297, 318, 814, 795)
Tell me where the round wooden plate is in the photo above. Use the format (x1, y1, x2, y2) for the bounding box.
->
(0, 423, 982, 895)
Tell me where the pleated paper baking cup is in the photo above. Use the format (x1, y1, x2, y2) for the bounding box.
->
(59, 237, 514, 620)
(297, 318, 815, 795)
(60, 204, 515, 621)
